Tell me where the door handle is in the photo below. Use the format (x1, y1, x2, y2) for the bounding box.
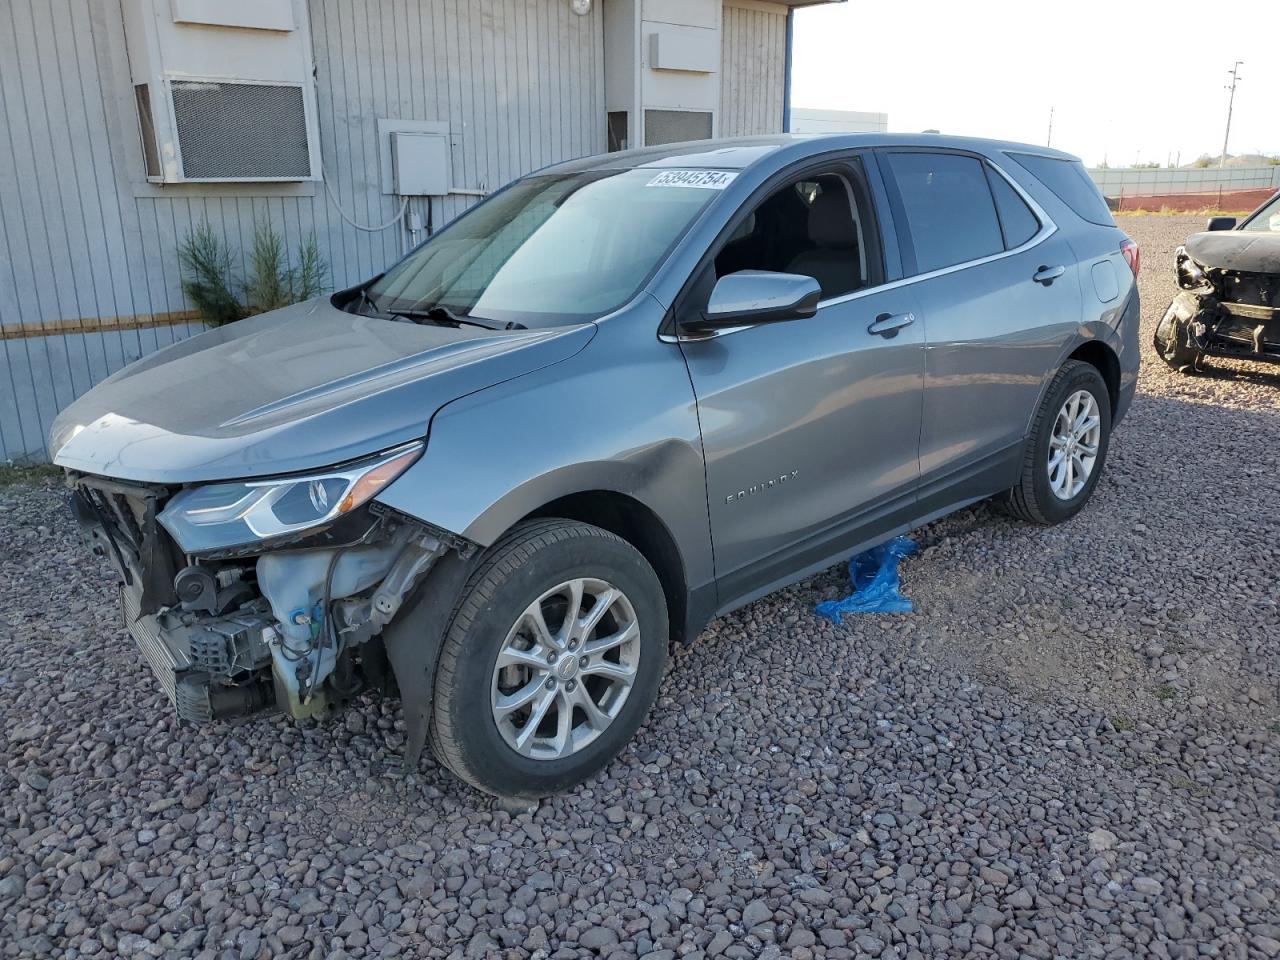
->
(1033, 264, 1066, 285)
(867, 311, 915, 338)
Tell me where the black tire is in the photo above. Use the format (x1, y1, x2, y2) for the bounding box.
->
(1153, 295, 1202, 373)
(430, 518, 668, 799)
(1003, 360, 1112, 525)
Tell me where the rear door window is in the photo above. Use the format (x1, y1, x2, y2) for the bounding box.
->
(883, 152, 1004, 274)
(1008, 153, 1114, 226)
(986, 166, 1040, 248)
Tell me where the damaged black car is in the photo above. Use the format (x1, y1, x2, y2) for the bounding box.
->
(1155, 191, 1280, 371)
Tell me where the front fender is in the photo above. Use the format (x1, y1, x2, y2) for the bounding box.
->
(373, 317, 715, 603)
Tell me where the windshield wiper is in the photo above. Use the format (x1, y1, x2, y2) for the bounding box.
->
(388, 304, 525, 331)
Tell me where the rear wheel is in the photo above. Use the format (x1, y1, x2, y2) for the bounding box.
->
(1003, 360, 1112, 525)
(430, 519, 668, 798)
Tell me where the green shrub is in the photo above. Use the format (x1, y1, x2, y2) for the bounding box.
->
(179, 220, 329, 327)
(178, 221, 244, 327)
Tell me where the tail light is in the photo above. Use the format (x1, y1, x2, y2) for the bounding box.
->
(1120, 238, 1140, 277)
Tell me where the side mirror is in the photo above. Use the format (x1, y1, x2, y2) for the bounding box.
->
(684, 270, 822, 332)
(1206, 216, 1237, 232)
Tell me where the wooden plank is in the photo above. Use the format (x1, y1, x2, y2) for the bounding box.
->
(0, 309, 202, 341)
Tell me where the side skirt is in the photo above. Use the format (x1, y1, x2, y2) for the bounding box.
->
(708, 441, 1024, 623)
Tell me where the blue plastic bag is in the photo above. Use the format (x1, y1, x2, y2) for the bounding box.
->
(815, 536, 917, 624)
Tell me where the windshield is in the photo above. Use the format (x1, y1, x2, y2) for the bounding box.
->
(1240, 192, 1280, 233)
(366, 168, 728, 326)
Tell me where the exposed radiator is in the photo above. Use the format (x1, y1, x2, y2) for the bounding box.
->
(120, 584, 185, 706)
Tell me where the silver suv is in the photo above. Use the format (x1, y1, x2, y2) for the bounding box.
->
(52, 134, 1139, 798)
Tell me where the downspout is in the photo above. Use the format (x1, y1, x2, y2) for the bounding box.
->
(781, 7, 794, 133)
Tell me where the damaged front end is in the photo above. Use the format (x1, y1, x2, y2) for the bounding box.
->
(68, 442, 474, 753)
(1155, 233, 1280, 370)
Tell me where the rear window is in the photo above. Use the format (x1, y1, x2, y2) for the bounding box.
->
(1009, 153, 1114, 226)
(883, 152, 1004, 274)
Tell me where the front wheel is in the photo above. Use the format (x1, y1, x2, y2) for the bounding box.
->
(1003, 359, 1112, 525)
(1153, 293, 1204, 373)
(430, 519, 668, 799)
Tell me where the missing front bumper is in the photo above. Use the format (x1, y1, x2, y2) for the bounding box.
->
(71, 470, 472, 740)
(1156, 291, 1280, 368)
(120, 578, 275, 722)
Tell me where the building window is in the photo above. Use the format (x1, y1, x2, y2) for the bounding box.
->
(134, 84, 161, 179)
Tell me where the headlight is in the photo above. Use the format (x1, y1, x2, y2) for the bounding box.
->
(159, 442, 422, 553)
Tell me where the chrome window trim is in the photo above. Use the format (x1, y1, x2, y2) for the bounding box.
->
(666, 155, 1057, 343)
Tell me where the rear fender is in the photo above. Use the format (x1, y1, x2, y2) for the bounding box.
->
(1024, 295, 1136, 435)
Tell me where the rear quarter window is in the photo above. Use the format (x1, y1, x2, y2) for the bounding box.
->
(1009, 153, 1114, 227)
(986, 166, 1040, 248)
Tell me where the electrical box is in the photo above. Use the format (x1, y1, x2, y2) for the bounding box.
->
(391, 132, 452, 197)
(121, 0, 320, 183)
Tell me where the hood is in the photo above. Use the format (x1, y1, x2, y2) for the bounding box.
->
(1183, 231, 1280, 275)
(50, 298, 594, 483)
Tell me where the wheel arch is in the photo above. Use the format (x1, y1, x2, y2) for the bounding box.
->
(1023, 332, 1122, 441)
(1065, 339, 1120, 416)
(524, 489, 692, 646)
(382, 486, 696, 774)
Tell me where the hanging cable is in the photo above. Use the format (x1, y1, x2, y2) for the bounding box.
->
(324, 179, 409, 232)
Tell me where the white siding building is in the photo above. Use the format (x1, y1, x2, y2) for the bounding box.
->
(0, 0, 834, 464)
(789, 107, 888, 134)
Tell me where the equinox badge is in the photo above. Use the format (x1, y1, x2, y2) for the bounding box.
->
(725, 470, 799, 504)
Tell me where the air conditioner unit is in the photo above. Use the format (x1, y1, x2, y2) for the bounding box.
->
(602, 0, 721, 149)
(122, 0, 321, 183)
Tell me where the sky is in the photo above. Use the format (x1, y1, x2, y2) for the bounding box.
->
(790, 0, 1277, 167)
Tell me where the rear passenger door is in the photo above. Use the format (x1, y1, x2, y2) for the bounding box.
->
(878, 150, 1081, 510)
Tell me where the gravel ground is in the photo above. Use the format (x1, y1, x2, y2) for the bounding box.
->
(2, 214, 1278, 959)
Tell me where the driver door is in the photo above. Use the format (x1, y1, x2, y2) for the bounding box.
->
(676, 159, 926, 608)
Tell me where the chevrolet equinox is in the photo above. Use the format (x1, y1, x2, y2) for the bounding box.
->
(51, 134, 1139, 798)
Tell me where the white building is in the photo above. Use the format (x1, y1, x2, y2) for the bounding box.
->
(789, 107, 888, 134)
(0, 0, 836, 464)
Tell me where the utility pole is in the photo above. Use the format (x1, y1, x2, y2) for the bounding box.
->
(1220, 61, 1243, 169)
(1046, 105, 1054, 147)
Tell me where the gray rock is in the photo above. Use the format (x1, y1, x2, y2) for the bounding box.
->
(707, 930, 734, 956)
(1132, 876, 1162, 895)
(970, 905, 1006, 929)
(1088, 828, 1118, 851)
(579, 926, 620, 950)
(742, 899, 772, 928)
(1006, 889, 1033, 909)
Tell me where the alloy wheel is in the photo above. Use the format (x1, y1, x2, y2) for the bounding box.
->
(490, 578, 641, 760)
(1047, 389, 1101, 501)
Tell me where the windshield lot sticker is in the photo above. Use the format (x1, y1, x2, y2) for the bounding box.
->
(647, 170, 737, 189)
